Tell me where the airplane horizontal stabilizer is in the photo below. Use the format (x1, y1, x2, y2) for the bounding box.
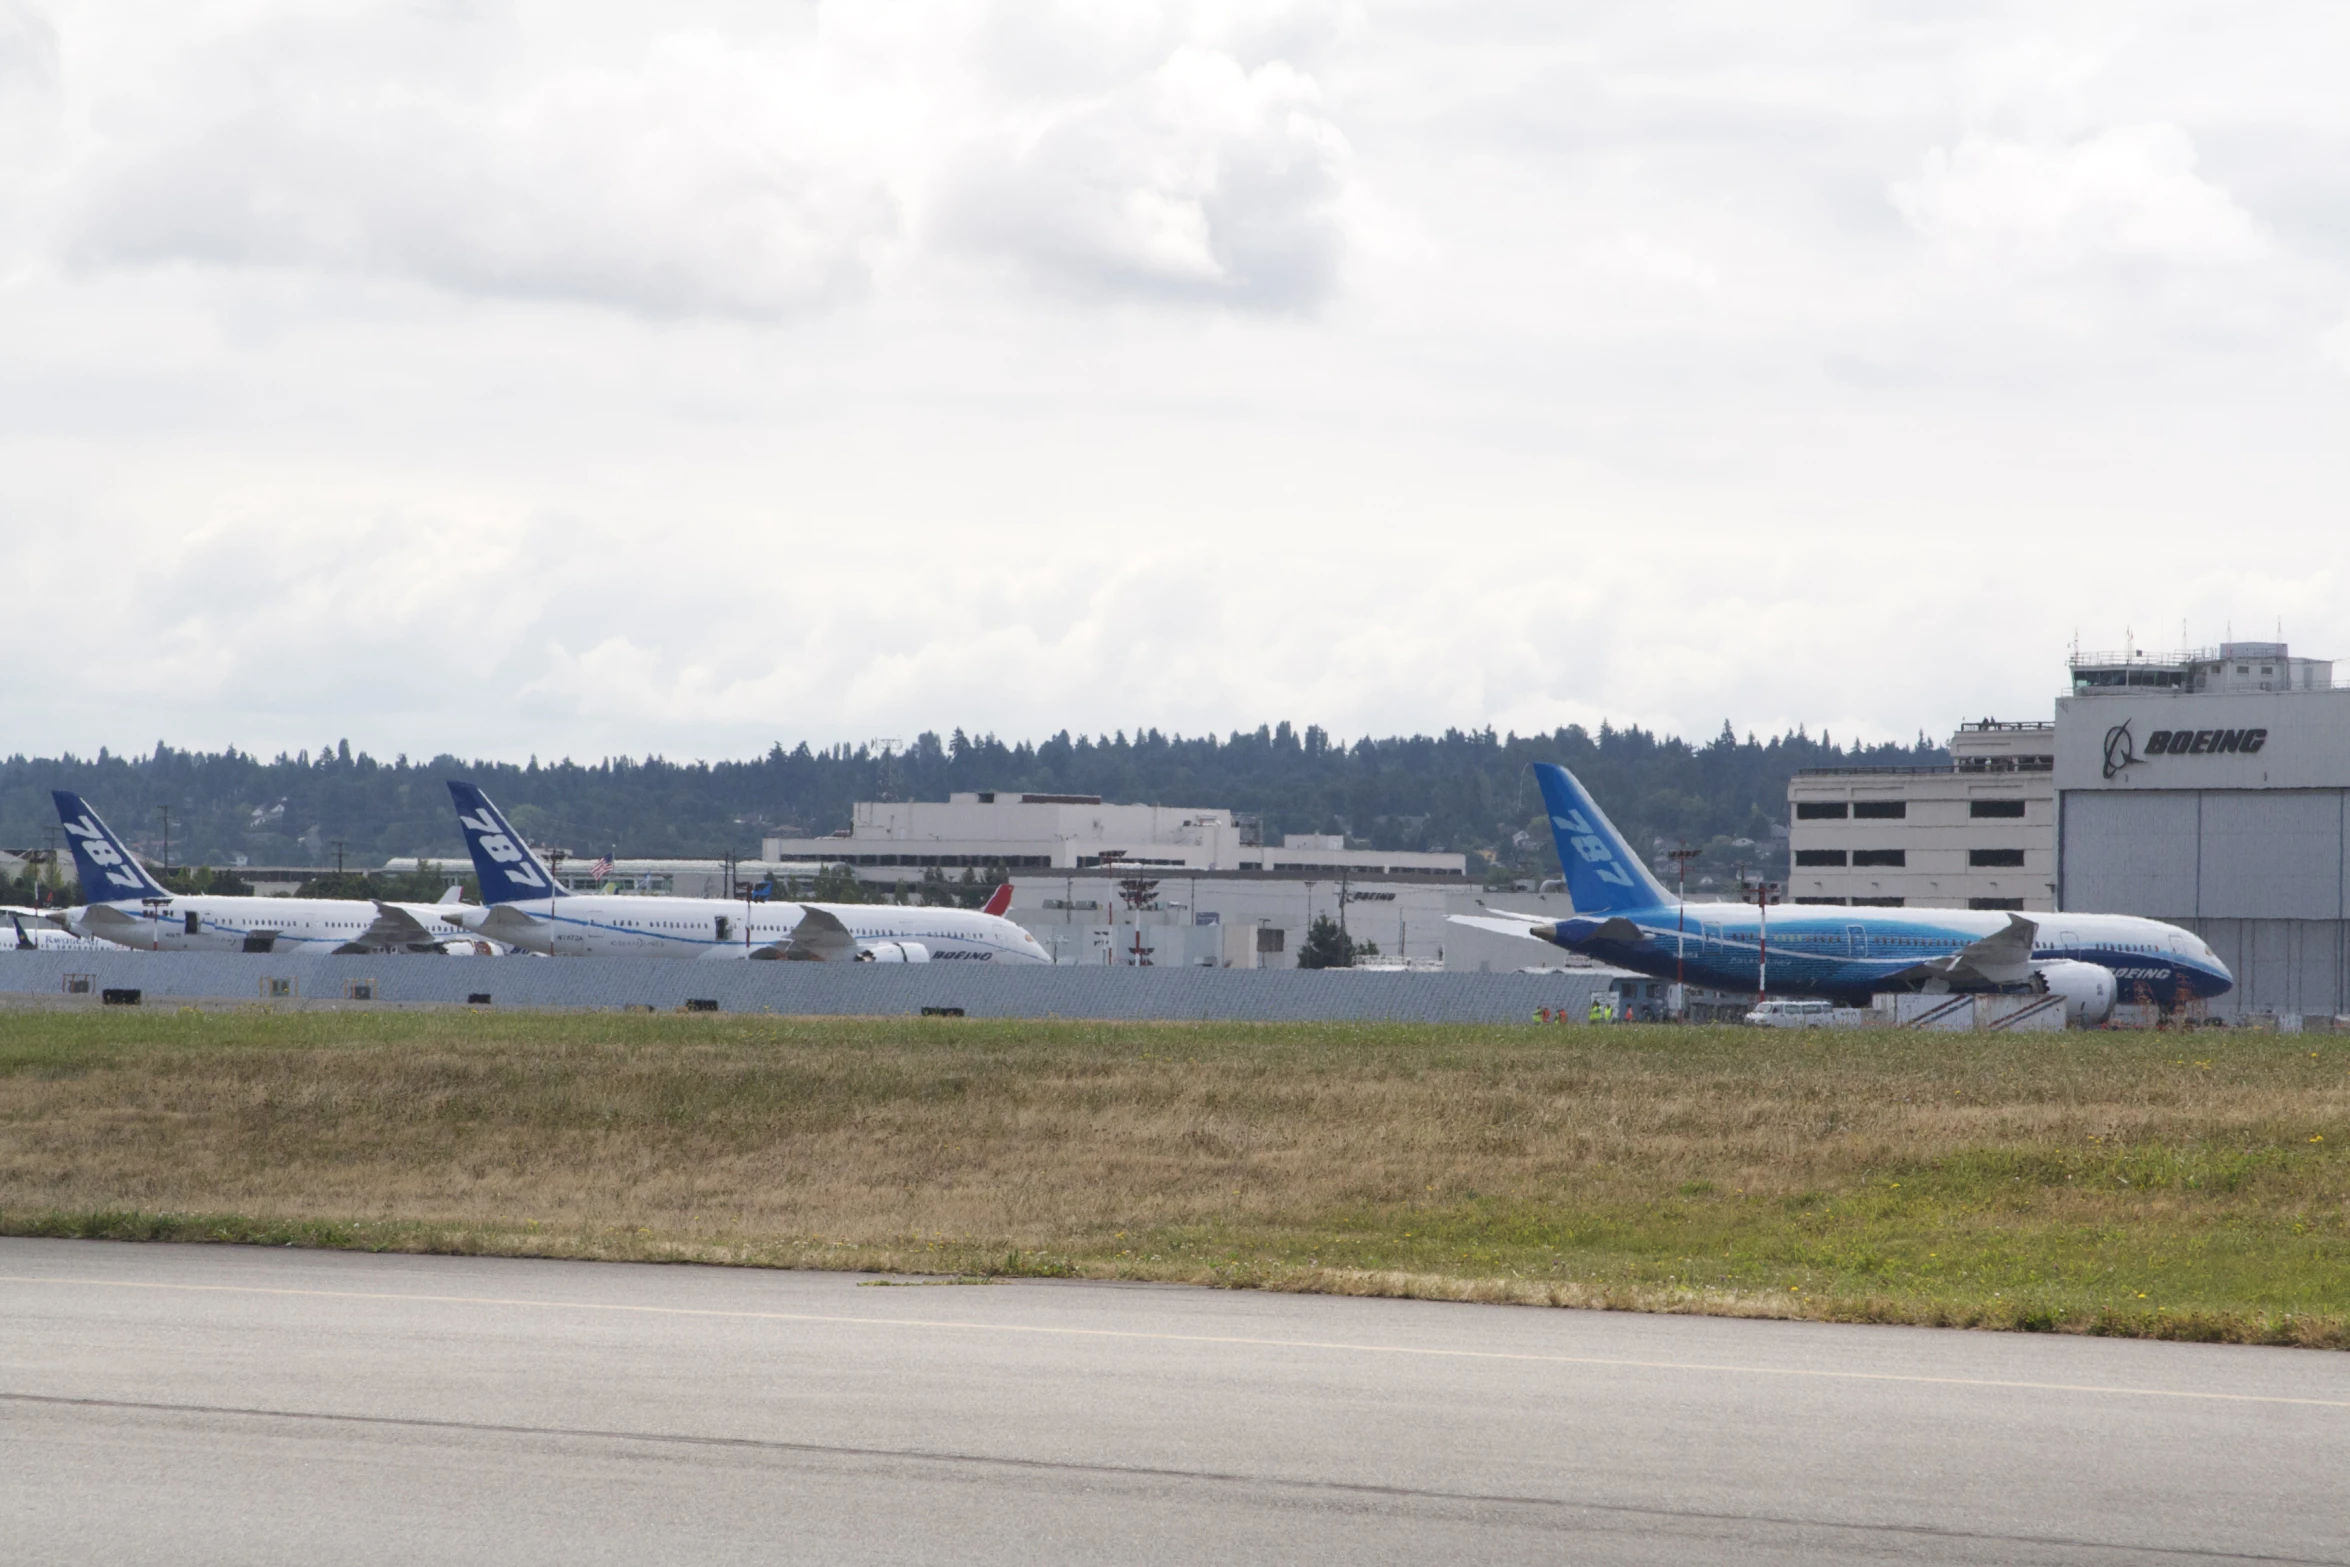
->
(1447, 913, 1552, 940)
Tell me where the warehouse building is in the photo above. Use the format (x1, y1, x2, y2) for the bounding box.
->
(2055, 641, 2347, 1020)
(762, 792, 1465, 881)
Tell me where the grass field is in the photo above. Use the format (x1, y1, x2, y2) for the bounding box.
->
(1, 1009, 2345, 1346)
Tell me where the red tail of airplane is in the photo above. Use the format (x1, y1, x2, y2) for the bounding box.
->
(981, 882, 1014, 917)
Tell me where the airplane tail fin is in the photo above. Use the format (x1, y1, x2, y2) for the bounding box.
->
(445, 781, 565, 906)
(980, 882, 1013, 918)
(1531, 763, 1672, 916)
(52, 791, 170, 902)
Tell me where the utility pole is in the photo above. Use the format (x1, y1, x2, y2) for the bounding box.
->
(1750, 877, 1779, 999)
(155, 806, 172, 879)
(332, 839, 347, 876)
(1668, 845, 1701, 1003)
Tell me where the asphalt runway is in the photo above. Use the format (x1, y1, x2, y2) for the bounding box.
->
(1, 1241, 2344, 1565)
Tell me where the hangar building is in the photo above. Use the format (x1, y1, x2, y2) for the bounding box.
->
(2056, 641, 2347, 1019)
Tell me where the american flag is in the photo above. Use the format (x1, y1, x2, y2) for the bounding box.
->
(590, 854, 614, 880)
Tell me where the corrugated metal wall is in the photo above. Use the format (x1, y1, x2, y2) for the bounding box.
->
(0, 952, 1618, 1025)
(2063, 788, 2350, 1017)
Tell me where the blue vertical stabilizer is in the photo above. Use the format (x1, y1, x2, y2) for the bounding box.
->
(1533, 763, 1673, 916)
(446, 781, 565, 905)
(51, 791, 171, 902)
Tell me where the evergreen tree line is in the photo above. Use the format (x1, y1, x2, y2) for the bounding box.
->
(0, 722, 1945, 881)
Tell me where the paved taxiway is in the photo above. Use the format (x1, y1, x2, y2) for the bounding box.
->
(2, 1239, 2345, 1564)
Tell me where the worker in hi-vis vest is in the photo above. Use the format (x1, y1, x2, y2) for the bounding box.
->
(1588, 994, 1611, 1024)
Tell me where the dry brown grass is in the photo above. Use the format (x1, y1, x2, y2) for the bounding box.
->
(2, 1009, 2346, 1343)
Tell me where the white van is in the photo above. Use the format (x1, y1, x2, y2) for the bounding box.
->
(1743, 998, 1837, 1028)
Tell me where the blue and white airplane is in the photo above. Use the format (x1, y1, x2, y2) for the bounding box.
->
(5, 908, 121, 952)
(438, 781, 1052, 963)
(1452, 763, 2234, 1024)
(45, 791, 491, 955)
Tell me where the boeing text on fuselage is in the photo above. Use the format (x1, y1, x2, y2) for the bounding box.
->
(1452, 763, 2233, 1025)
(441, 780, 1050, 964)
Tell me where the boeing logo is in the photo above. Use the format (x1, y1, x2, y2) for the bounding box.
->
(2102, 722, 2140, 780)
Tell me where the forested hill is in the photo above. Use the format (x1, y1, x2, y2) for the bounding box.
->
(0, 722, 1945, 877)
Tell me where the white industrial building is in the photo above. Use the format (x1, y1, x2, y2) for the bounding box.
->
(2055, 641, 2347, 1019)
(995, 876, 1621, 973)
(1786, 721, 2057, 909)
(382, 856, 834, 899)
(762, 792, 1466, 880)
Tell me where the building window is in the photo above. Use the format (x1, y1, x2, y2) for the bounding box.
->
(1852, 801, 1906, 819)
(1969, 848, 2026, 868)
(1851, 895, 1905, 906)
(1793, 896, 1849, 905)
(1852, 849, 1906, 867)
(1255, 926, 1285, 954)
(1969, 799, 2026, 818)
(1794, 850, 1847, 867)
(1795, 801, 1847, 820)
(1969, 897, 2025, 910)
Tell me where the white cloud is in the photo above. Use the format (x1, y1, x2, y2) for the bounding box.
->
(938, 43, 1348, 306)
(64, 17, 903, 317)
(47, 1, 1356, 317)
(2320, 313, 2350, 378)
(1892, 122, 2266, 266)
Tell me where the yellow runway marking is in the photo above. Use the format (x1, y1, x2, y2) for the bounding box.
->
(5, 1272, 2345, 1411)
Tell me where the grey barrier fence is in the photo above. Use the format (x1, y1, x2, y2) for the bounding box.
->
(0, 952, 1617, 1025)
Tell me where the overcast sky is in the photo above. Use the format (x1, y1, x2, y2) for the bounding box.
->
(4, 1, 2345, 763)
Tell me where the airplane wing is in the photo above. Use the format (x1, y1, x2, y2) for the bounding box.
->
(355, 901, 470, 953)
(750, 906, 859, 962)
(1879, 912, 2042, 989)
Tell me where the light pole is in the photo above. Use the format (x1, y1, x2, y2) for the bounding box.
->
(1750, 877, 1779, 999)
(1668, 845, 1701, 1007)
(155, 806, 172, 880)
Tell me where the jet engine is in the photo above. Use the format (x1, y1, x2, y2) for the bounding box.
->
(858, 941, 931, 963)
(2031, 959, 2115, 1026)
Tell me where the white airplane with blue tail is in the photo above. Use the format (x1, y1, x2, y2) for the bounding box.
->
(44, 791, 491, 954)
(1452, 763, 2233, 1024)
(437, 781, 1051, 963)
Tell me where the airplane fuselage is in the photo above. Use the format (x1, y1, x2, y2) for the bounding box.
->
(60, 895, 478, 955)
(442, 894, 1051, 963)
(1554, 900, 2233, 1004)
